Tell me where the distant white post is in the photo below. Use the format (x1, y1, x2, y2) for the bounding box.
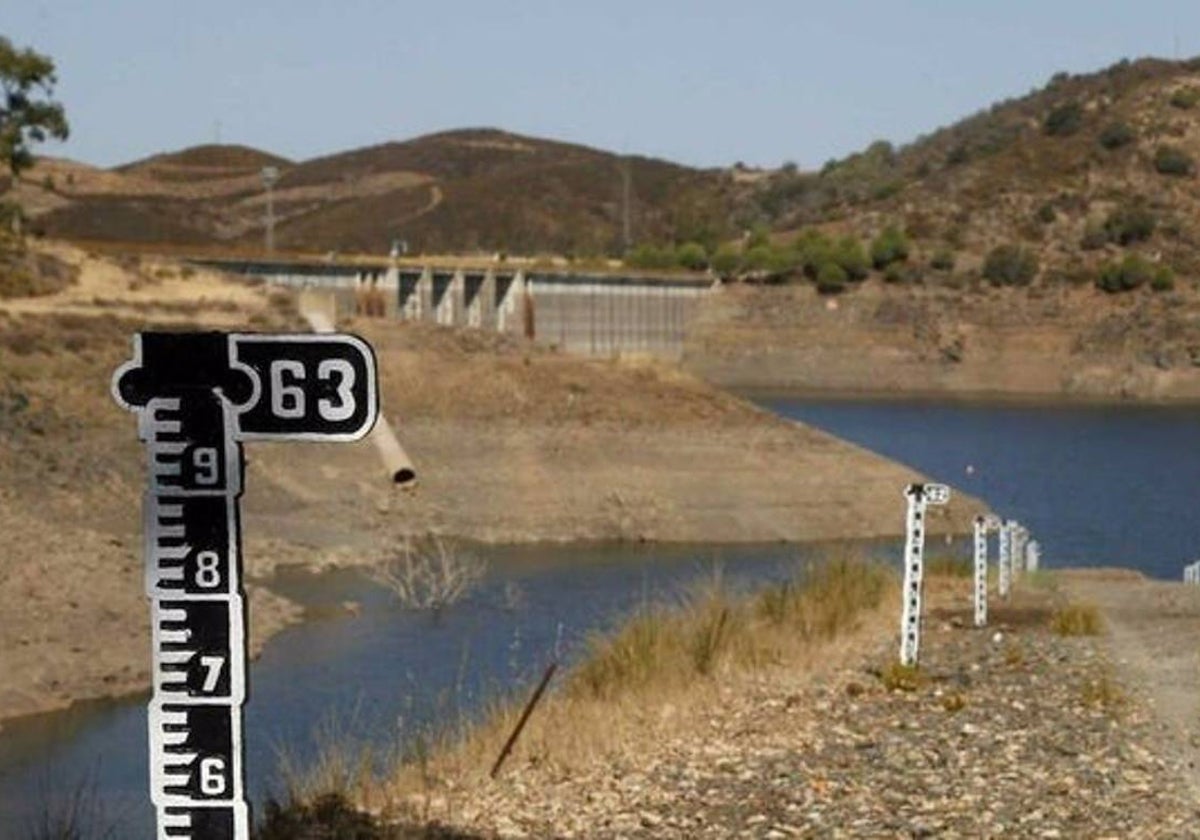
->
(1185, 561, 1200, 584)
(899, 482, 950, 666)
(1026, 539, 1040, 573)
(973, 515, 988, 628)
(998, 520, 1013, 599)
(1010, 524, 1026, 581)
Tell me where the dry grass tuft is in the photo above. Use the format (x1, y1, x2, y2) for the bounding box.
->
(569, 552, 891, 702)
(1050, 602, 1105, 636)
(1080, 668, 1126, 714)
(880, 661, 924, 692)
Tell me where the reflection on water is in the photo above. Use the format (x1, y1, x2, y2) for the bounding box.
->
(0, 541, 849, 839)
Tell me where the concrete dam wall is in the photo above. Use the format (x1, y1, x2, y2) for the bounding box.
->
(195, 259, 713, 359)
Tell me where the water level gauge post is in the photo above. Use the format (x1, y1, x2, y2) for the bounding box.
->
(898, 483, 950, 667)
(113, 331, 379, 840)
(973, 515, 988, 628)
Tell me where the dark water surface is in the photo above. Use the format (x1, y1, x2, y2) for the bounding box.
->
(762, 395, 1200, 579)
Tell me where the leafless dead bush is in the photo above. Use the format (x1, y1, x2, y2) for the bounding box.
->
(368, 537, 487, 613)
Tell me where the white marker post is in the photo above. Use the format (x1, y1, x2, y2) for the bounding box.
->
(1185, 561, 1200, 584)
(973, 515, 988, 627)
(899, 483, 950, 666)
(1025, 539, 1040, 573)
(998, 520, 1013, 599)
(114, 333, 379, 840)
(1009, 524, 1024, 581)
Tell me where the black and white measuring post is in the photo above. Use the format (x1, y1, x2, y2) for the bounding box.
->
(1012, 524, 1029, 580)
(972, 515, 988, 627)
(112, 332, 378, 840)
(998, 519, 1014, 599)
(899, 482, 951, 667)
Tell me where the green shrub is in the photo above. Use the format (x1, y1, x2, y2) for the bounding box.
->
(744, 244, 797, 278)
(1035, 203, 1057, 224)
(1098, 121, 1135, 150)
(982, 244, 1039, 286)
(1095, 254, 1169, 293)
(1151, 267, 1175, 291)
(870, 226, 910, 269)
(1170, 87, 1200, 109)
(831, 236, 869, 281)
(929, 249, 956, 271)
(815, 261, 848, 294)
(626, 244, 676, 270)
(711, 244, 741, 276)
(746, 223, 772, 250)
(674, 241, 708, 271)
(1154, 145, 1195, 176)
(1103, 203, 1156, 245)
(793, 229, 833, 279)
(1044, 102, 1083, 136)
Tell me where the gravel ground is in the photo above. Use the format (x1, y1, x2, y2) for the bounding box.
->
(422, 585, 1200, 839)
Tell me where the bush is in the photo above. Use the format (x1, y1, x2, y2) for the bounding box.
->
(793, 229, 833, 278)
(1170, 87, 1200, 109)
(1103, 203, 1156, 245)
(831, 236, 869, 281)
(711, 243, 742, 276)
(1098, 121, 1135, 150)
(1154, 145, 1195, 176)
(1151, 267, 1175, 291)
(744, 243, 797, 278)
(870, 226, 910, 269)
(815, 261, 848, 295)
(1044, 102, 1083, 136)
(929, 249, 956, 271)
(1095, 254, 1170, 293)
(1035, 203, 1057, 224)
(625, 244, 676, 270)
(674, 241, 708, 271)
(982, 244, 1039, 286)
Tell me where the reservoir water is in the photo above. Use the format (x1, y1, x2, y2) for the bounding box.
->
(764, 396, 1200, 579)
(2, 396, 1198, 837)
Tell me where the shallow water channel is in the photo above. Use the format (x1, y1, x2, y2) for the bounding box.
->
(3, 396, 1199, 837)
(0, 542, 835, 838)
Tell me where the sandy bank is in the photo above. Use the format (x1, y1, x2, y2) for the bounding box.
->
(683, 282, 1200, 401)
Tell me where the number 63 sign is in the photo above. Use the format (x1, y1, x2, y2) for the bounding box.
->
(113, 332, 378, 840)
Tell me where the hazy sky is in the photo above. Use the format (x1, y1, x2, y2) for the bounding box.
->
(7, 1, 1200, 169)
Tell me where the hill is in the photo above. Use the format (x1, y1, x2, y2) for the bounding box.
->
(743, 56, 1200, 290)
(9, 129, 738, 255)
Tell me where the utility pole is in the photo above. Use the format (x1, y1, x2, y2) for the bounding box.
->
(621, 156, 632, 253)
(261, 166, 279, 254)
